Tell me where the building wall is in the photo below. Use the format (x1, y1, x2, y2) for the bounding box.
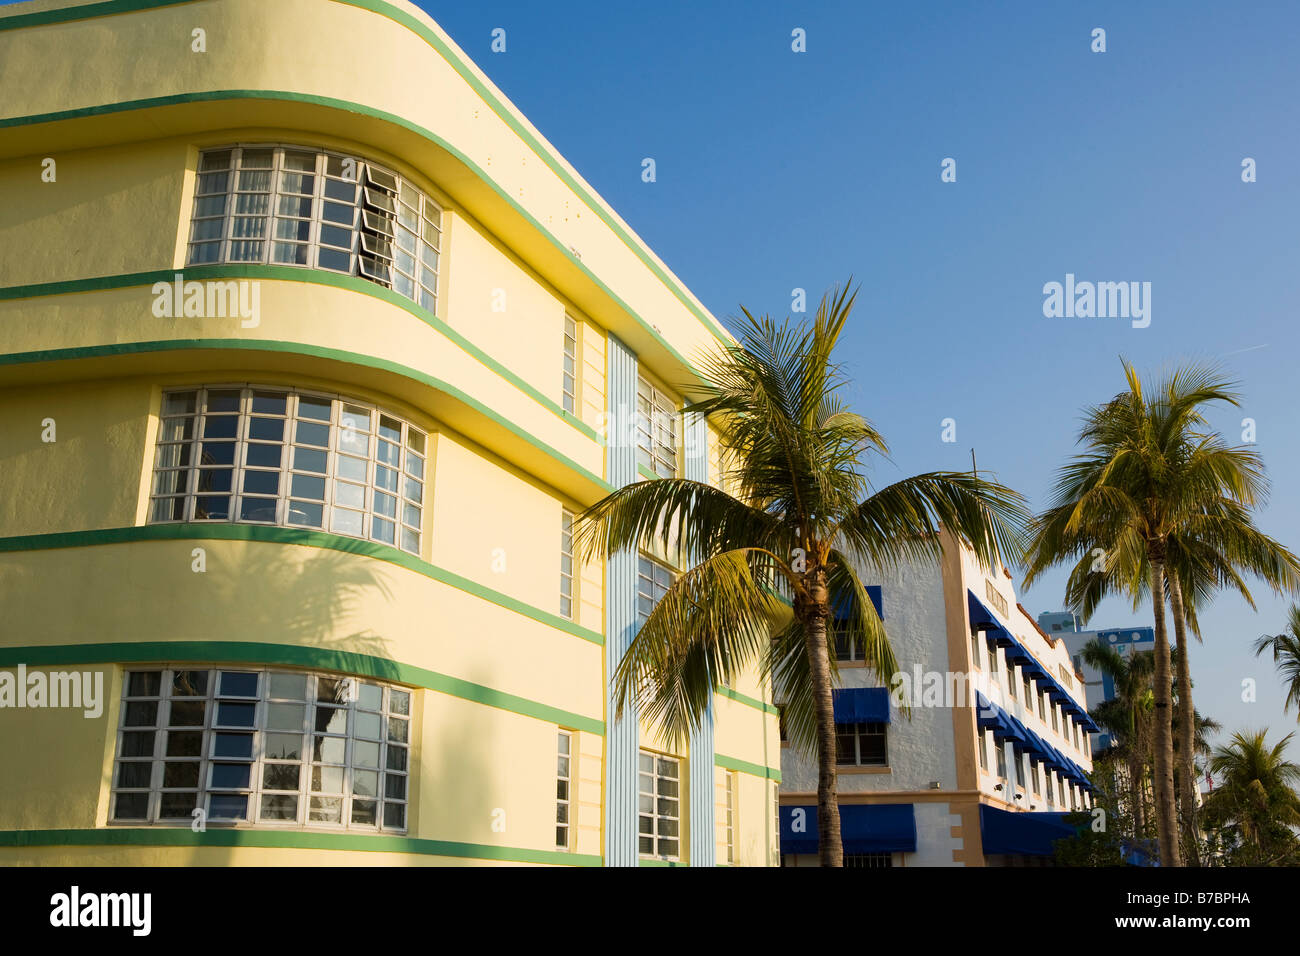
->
(0, 0, 777, 865)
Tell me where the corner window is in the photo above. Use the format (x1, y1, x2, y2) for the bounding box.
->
(636, 377, 678, 477)
(112, 667, 410, 831)
(149, 386, 427, 554)
(188, 145, 442, 314)
(638, 750, 680, 860)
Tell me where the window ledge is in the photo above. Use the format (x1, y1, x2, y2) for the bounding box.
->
(836, 765, 892, 775)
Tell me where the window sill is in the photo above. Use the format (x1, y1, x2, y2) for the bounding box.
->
(835, 765, 891, 775)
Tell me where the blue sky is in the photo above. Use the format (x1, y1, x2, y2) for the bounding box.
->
(421, 0, 1300, 749)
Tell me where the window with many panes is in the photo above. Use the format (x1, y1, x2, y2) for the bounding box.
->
(637, 555, 674, 626)
(844, 853, 893, 868)
(562, 316, 578, 415)
(835, 722, 887, 766)
(556, 731, 572, 851)
(150, 386, 427, 554)
(638, 750, 680, 860)
(188, 146, 442, 313)
(636, 377, 678, 477)
(111, 668, 410, 830)
(560, 509, 575, 619)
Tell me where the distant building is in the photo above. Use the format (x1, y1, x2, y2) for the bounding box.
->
(1038, 612, 1155, 754)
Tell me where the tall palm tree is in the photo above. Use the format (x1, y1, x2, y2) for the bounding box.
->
(1201, 729, 1300, 865)
(1023, 360, 1270, 865)
(1081, 639, 1154, 838)
(1253, 604, 1300, 719)
(577, 284, 1031, 865)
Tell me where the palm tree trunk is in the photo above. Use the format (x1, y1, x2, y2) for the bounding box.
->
(802, 583, 842, 866)
(1128, 747, 1144, 838)
(1166, 571, 1201, 866)
(1148, 555, 1182, 865)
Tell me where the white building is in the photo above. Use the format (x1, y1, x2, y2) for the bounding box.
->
(779, 534, 1098, 866)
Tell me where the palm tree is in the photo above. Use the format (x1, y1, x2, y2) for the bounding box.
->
(1201, 729, 1300, 865)
(1253, 604, 1300, 719)
(1051, 501, 1298, 864)
(1023, 361, 1271, 866)
(576, 283, 1031, 865)
(1081, 639, 1154, 838)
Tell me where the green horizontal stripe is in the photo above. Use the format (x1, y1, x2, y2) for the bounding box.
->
(0, 523, 605, 648)
(0, 266, 602, 444)
(715, 686, 780, 716)
(0, 336, 611, 495)
(0, 0, 193, 31)
(0, 639, 604, 736)
(0, 88, 717, 385)
(0, 827, 601, 866)
(714, 754, 782, 783)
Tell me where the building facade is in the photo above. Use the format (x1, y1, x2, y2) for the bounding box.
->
(779, 535, 1099, 866)
(0, 0, 780, 865)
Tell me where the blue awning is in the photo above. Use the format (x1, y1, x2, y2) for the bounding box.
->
(780, 803, 917, 855)
(832, 585, 883, 621)
(979, 804, 1081, 856)
(975, 691, 1027, 746)
(832, 687, 891, 724)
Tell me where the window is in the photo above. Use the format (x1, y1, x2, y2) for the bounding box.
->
(1038, 690, 1047, 721)
(720, 770, 736, 864)
(112, 668, 410, 831)
(150, 386, 427, 554)
(978, 729, 989, 771)
(836, 722, 887, 766)
(636, 377, 678, 477)
(1058, 778, 1066, 807)
(638, 750, 680, 860)
(995, 740, 1007, 779)
(844, 853, 893, 868)
(637, 555, 674, 626)
(988, 646, 1000, 679)
(1008, 666, 1018, 701)
(1051, 702, 1059, 733)
(1045, 771, 1055, 807)
(836, 631, 861, 662)
(560, 509, 575, 619)
(188, 146, 442, 313)
(970, 632, 981, 669)
(1032, 761, 1041, 795)
(556, 731, 572, 851)
(1008, 747, 1020, 788)
(1023, 676, 1033, 704)
(562, 316, 578, 415)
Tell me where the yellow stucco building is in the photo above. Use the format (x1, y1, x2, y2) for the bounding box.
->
(0, 0, 781, 866)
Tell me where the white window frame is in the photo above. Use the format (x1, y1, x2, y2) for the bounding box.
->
(636, 376, 678, 477)
(556, 730, 572, 851)
(111, 667, 411, 832)
(562, 316, 578, 415)
(836, 721, 888, 767)
(188, 145, 442, 314)
(560, 509, 575, 619)
(638, 749, 681, 861)
(149, 385, 427, 555)
(637, 554, 675, 627)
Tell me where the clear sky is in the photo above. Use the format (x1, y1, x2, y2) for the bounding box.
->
(419, 0, 1300, 750)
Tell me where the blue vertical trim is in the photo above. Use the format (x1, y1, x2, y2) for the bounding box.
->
(684, 410, 716, 866)
(604, 335, 639, 866)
